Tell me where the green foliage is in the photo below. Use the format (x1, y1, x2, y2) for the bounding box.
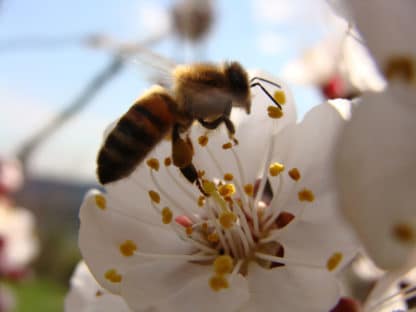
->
(8, 278, 66, 312)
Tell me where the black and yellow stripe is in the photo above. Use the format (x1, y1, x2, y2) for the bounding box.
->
(96, 90, 177, 184)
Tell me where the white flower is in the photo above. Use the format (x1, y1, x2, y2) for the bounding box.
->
(65, 261, 131, 312)
(335, 1, 416, 271)
(79, 73, 357, 312)
(341, 0, 416, 80)
(0, 201, 39, 278)
(281, 25, 384, 99)
(336, 85, 416, 271)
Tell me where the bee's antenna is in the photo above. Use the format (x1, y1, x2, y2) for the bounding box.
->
(250, 80, 282, 109)
(250, 77, 281, 89)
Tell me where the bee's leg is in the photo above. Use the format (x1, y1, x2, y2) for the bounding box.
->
(172, 124, 207, 195)
(172, 123, 194, 168)
(180, 164, 208, 196)
(198, 117, 238, 145)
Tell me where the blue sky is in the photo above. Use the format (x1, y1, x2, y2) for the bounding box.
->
(0, 0, 335, 181)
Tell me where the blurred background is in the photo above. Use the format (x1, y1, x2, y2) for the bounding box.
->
(0, 0, 350, 310)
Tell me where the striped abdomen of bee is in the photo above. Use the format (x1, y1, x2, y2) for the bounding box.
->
(97, 87, 177, 184)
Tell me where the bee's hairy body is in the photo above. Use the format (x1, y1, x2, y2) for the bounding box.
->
(96, 61, 275, 188)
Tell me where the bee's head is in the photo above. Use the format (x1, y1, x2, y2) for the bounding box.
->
(224, 61, 251, 113)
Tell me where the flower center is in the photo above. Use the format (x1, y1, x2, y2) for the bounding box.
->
(99, 89, 343, 291)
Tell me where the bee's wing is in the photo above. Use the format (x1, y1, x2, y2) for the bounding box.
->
(122, 47, 178, 89)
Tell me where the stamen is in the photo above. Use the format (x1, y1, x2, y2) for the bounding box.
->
(223, 173, 234, 181)
(134, 250, 216, 261)
(288, 168, 301, 181)
(269, 162, 285, 176)
(146, 158, 160, 171)
(150, 170, 198, 222)
(198, 135, 209, 147)
(209, 274, 229, 292)
(207, 232, 219, 243)
(244, 184, 254, 197)
(104, 269, 122, 283)
(267, 106, 284, 119)
(213, 255, 234, 275)
(274, 90, 286, 105)
(95, 194, 107, 210)
(148, 190, 161, 204)
(197, 195, 206, 207)
(186, 226, 193, 236)
(161, 207, 173, 224)
(392, 222, 416, 244)
(222, 142, 233, 150)
(383, 55, 415, 83)
(164, 157, 172, 166)
(255, 252, 323, 269)
(219, 211, 237, 229)
(205, 198, 230, 255)
(202, 180, 227, 210)
(298, 188, 315, 202)
(326, 252, 343, 271)
(218, 184, 236, 197)
(119, 240, 138, 257)
(224, 230, 240, 258)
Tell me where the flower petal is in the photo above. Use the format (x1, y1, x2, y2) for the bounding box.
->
(242, 264, 340, 312)
(79, 190, 192, 293)
(122, 260, 249, 312)
(65, 261, 131, 312)
(270, 100, 351, 220)
(347, 0, 416, 69)
(336, 85, 416, 270)
(277, 220, 358, 272)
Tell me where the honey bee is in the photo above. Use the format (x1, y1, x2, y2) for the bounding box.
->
(96, 59, 282, 193)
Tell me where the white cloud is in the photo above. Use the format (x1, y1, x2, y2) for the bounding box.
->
(257, 31, 286, 55)
(0, 89, 109, 182)
(136, 3, 172, 36)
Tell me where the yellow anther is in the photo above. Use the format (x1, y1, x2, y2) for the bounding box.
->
(209, 274, 229, 292)
(244, 184, 254, 197)
(219, 211, 237, 229)
(94, 194, 106, 210)
(298, 188, 315, 202)
(119, 240, 137, 257)
(146, 158, 160, 171)
(161, 207, 173, 224)
(202, 180, 227, 210)
(201, 222, 209, 232)
(207, 232, 219, 243)
(393, 223, 416, 244)
(214, 255, 234, 275)
(95, 290, 103, 297)
(326, 252, 343, 272)
(267, 106, 284, 119)
(202, 180, 217, 195)
(198, 135, 209, 147)
(186, 226, 193, 236)
(223, 173, 234, 181)
(274, 90, 286, 105)
(197, 195, 206, 207)
(148, 190, 161, 204)
(288, 168, 301, 181)
(269, 162, 285, 176)
(222, 142, 233, 150)
(164, 157, 172, 167)
(198, 170, 205, 178)
(104, 269, 122, 283)
(218, 184, 236, 197)
(383, 55, 415, 83)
